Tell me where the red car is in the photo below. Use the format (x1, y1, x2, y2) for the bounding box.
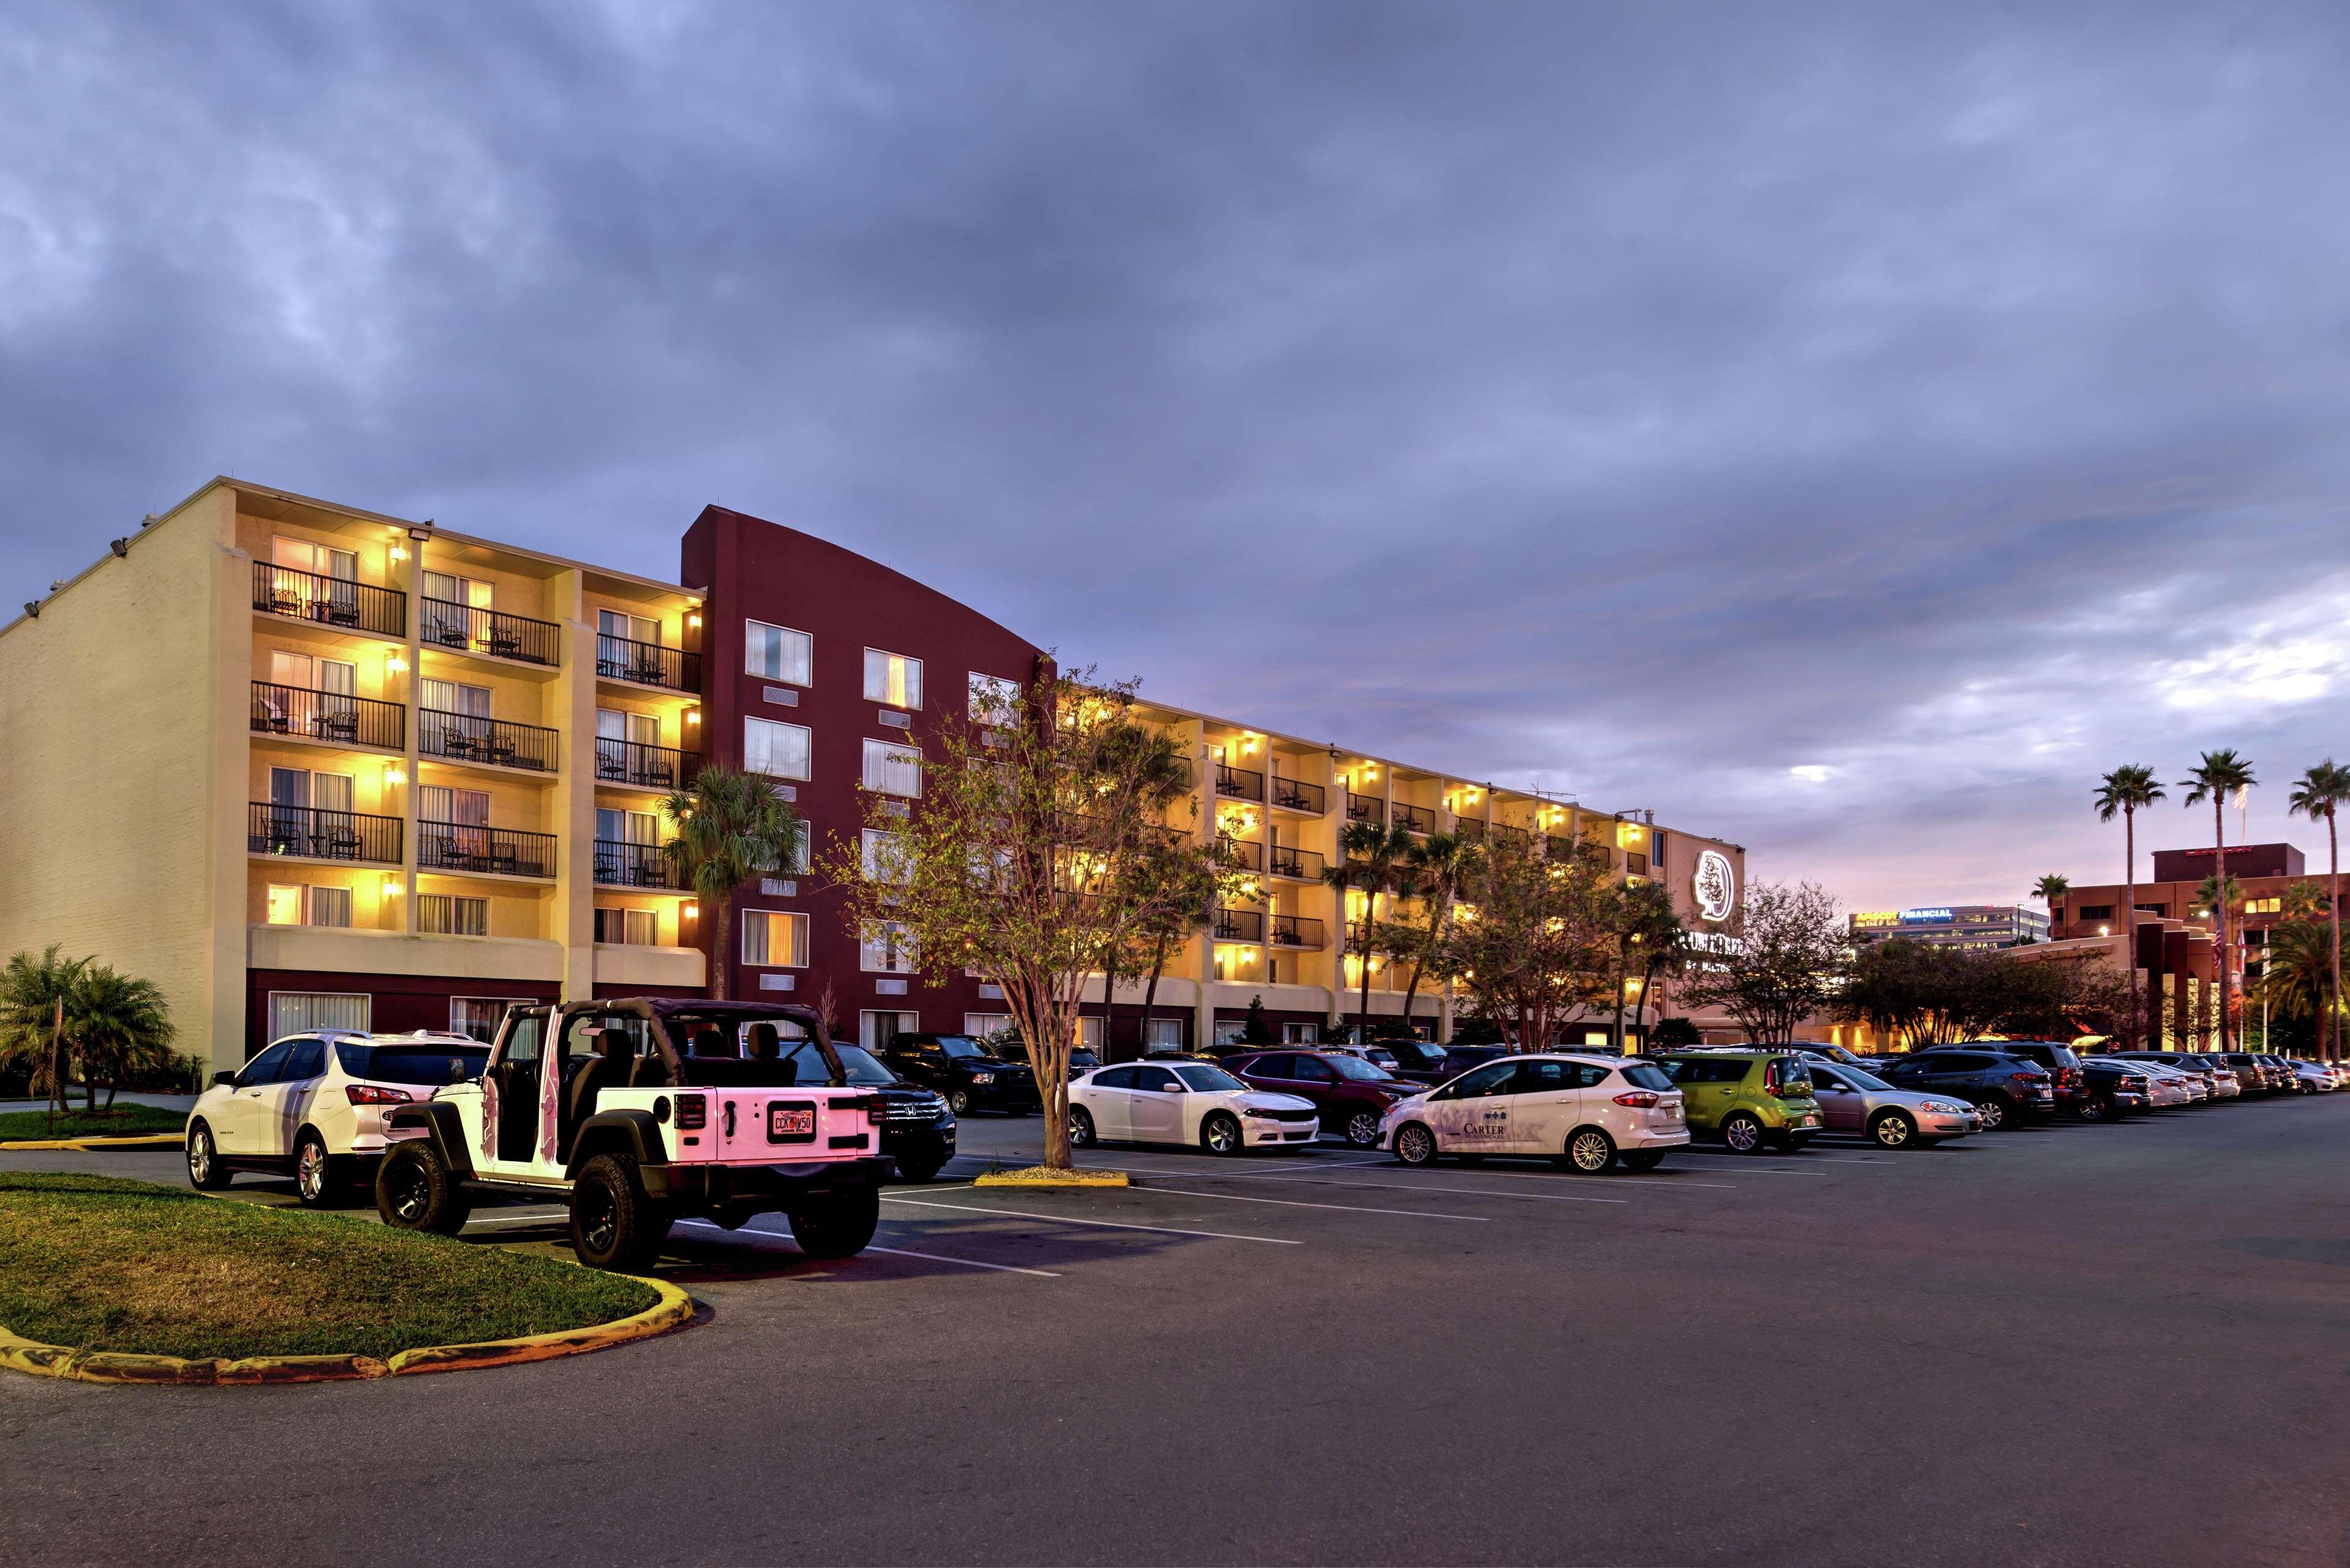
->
(1221, 1048, 1418, 1148)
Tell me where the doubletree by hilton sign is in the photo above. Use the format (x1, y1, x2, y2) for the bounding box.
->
(1693, 849, 1737, 923)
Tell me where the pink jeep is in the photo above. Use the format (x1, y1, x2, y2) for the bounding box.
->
(377, 999, 891, 1269)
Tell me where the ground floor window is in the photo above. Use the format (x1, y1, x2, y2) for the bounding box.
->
(269, 991, 369, 1040)
(418, 894, 488, 936)
(1282, 1021, 1319, 1044)
(862, 1010, 919, 1051)
(450, 998, 527, 1042)
(965, 1012, 1014, 1040)
(1143, 1017, 1185, 1050)
(594, 907, 659, 946)
(1074, 1016, 1103, 1050)
(1213, 1018, 1248, 1046)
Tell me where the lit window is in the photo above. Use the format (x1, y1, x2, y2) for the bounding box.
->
(741, 909, 809, 968)
(418, 894, 488, 936)
(862, 739, 923, 797)
(863, 649, 922, 710)
(265, 884, 351, 928)
(593, 907, 659, 946)
(965, 1013, 1014, 1040)
(860, 920, 918, 973)
(745, 621, 812, 685)
(2245, 898, 2281, 915)
(265, 884, 304, 926)
(969, 673, 1019, 725)
(744, 717, 810, 780)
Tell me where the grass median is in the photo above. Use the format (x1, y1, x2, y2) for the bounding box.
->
(0, 1106, 187, 1141)
(0, 1172, 659, 1362)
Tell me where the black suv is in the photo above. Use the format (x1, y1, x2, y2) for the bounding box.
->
(1379, 1039, 1453, 1084)
(1437, 1043, 1512, 1081)
(880, 1033, 1040, 1116)
(1936, 1040, 2087, 1118)
(2077, 1059, 2153, 1121)
(1876, 1050, 2055, 1130)
(821, 1039, 956, 1182)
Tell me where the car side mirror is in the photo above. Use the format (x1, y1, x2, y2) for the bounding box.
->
(212, 1071, 237, 1089)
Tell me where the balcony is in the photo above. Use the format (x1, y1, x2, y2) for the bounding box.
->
(1271, 913, 1326, 949)
(421, 599, 561, 667)
(596, 736, 700, 791)
(595, 839, 678, 889)
(249, 802, 402, 865)
(249, 682, 404, 750)
(1268, 843, 1326, 881)
(1270, 775, 1325, 814)
(1456, 818, 1487, 842)
(1492, 823, 1531, 849)
(420, 709, 561, 773)
(1546, 834, 1578, 859)
(1347, 792, 1382, 824)
(1394, 802, 1435, 835)
(1626, 851, 1649, 877)
(252, 562, 406, 639)
(1215, 763, 1265, 802)
(596, 633, 700, 693)
(1218, 837, 1263, 872)
(419, 822, 557, 879)
(1213, 907, 1265, 942)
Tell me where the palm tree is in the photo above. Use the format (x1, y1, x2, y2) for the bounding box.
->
(2181, 749, 2256, 1052)
(660, 766, 806, 1002)
(2254, 917, 2338, 1040)
(1394, 832, 1475, 1034)
(69, 963, 176, 1109)
(2094, 766, 2166, 1049)
(1325, 819, 1413, 1041)
(2032, 874, 2070, 919)
(0, 946, 87, 1120)
(2288, 760, 2350, 1062)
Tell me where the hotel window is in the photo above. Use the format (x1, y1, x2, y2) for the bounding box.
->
(863, 648, 922, 710)
(965, 1013, 1014, 1040)
(271, 536, 358, 583)
(969, 673, 1019, 725)
(264, 884, 351, 928)
(2245, 898, 2281, 915)
(1143, 1017, 1186, 1050)
(598, 608, 661, 645)
(449, 998, 526, 1043)
(861, 1011, 919, 1052)
(744, 717, 811, 780)
(741, 909, 809, 968)
(860, 920, 918, 974)
(862, 739, 923, 797)
(593, 907, 659, 946)
(861, 828, 910, 885)
(421, 571, 493, 646)
(746, 621, 813, 685)
(269, 992, 370, 1039)
(418, 894, 490, 936)
(2076, 905, 2114, 920)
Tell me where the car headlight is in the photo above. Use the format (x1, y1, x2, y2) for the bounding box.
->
(1241, 1106, 1282, 1119)
(969, 1072, 995, 1085)
(1922, 1101, 1967, 1114)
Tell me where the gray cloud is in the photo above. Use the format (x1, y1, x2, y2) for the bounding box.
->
(6, 0, 2349, 910)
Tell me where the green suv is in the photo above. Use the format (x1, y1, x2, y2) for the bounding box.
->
(1656, 1051, 1824, 1153)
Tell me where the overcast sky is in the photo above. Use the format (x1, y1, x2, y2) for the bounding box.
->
(7, 1, 2347, 913)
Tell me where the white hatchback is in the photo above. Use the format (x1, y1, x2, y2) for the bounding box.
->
(1068, 1061, 1319, 1154)
(185, 1031, 490, 1206)
(1382, 1053, 1691, 1173)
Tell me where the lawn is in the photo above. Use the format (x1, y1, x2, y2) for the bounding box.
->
(0, 1172, 659, 1361)
(0, 1105, 187, 1142)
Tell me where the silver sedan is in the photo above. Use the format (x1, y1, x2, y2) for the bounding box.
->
(1799, 1056, 1981, 1149)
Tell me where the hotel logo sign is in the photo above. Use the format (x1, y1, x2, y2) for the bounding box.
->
(1693, 849, 1737, 924)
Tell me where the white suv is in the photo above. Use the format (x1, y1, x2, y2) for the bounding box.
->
(1382, 1053, 1691, 1172)
(186, 1031, 489, 1206)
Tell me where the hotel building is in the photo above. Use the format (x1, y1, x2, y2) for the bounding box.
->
(0, 477, 1746, 1073)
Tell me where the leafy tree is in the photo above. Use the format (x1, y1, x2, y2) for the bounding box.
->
(1677, 880, 1844, 1044)
(2190, 872, 2245, 919)
(1648, 1015, 1703, 1051)
(1607, 878, 1687, 1050)
(1132, 833, 1238, 1057)
(1326, 821, 1414, 1040)
(2094, 764, 2167, 1046)
(1446, 835, 1616, 1050)
(2180, 749, 2256, 1051)
(660, 765, 806, 1002)
(2287, 760, 2350, 1061)
(69, 964, 176, 1109)
(1388, 832, 1475, 1035)
(1240, 993, 1274, 1045)
(1089, 731, 1201, 1054)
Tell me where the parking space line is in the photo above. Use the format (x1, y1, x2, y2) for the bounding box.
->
(673, 1219, 1063, 1277)
(1244, 1165, 1743, 1193)
(1185, 1173, 1631, 1206)
(878, 1195, 1301, 1244)
(1668, 1150, 1882, 1167)
(1141, 1185, 1490, 1220)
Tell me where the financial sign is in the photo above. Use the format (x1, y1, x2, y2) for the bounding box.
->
(1899, 908, 1953, 924)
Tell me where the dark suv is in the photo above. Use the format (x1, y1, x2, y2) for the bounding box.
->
(1379, 1038, 1453, 1084)
(1940, 1041, 2087, 1118)
(1222, 1048, 1420, 1147)
(1876, 1050, 2054, 1130)
(2077, 1059, 2153, 1121)
(880, 1034, 1040, 1116)
(1437, 1043, 1513, 1080)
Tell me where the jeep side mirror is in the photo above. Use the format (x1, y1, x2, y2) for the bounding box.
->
(212, 1071, 237, 1088)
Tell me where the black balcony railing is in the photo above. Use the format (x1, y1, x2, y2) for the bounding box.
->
(419, 709, 561, 773)
(1268, 843, 1326, 881)
(1214, 763, 1265, 802)
(249, 802, 403, 865)
(252, 562, 406, 638)
(1271, 913, 1325, 948)
(249, 682, 404, 750)
(1347, 791, 1382, 824)
(1271, 775, 1325, 813)
(596, 633, 699, 692)
(421, 598, 561, 666)
(1394, 802, 1435, 835)
(1546, 834, 1578, 859)
(1492, 823, 1531, 848)
(1213, 907, 1265, 943)
(419, 822, 557, 879)
(1218, 837, 1263, 872)
(596, 736, 700, 791)
(595, 839, 678, 889)
(1455, 818, 1487, 842)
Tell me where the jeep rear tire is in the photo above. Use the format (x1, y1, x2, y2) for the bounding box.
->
(376, 1141, 471, 1236)
(571, 1153, 670, 1271)
(789, 1185, 880, 1258)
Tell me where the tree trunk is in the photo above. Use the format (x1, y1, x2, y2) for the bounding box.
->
(1139, 938, 1169, 1056)
(710, 884, 733, 1002)
(2330, 815, 2342, 1063)
(1610, 942, 1630, 1049)
(45, 999, 62, 1136)
(2123, 808, 2139, 1048)
(2213, 799, 2232, 1053)
(1355, 892, 1376, 1042)
(1636, 955, 1660, 1050)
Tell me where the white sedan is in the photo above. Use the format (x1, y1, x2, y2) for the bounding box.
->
(1381, 1053, 1692, 1173)
(1068, 1061, 1319, 1154)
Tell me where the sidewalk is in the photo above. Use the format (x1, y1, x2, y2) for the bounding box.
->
(0, 1092, 196, 1114)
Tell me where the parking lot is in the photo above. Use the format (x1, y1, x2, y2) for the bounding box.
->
(7, 1096, 2350, 1567)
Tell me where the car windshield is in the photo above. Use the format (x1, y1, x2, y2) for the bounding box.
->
(833, 1045, 897, 1086)
(938, 1036, 990, 1060)
(1172, 1064, 1246, 1093)
(1326, 1054, 1398, 1083)
(335, 1042, 487, 1085)
(1830, 1063, 1895, 1092)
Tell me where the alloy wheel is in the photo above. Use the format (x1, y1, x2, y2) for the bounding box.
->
(578, 1181, 619, 1253)
(1347, 1111, 1380, 1147)
(1205, 1116, 1240, 1154)
(1873, 1114, 1910, 1148)
(388, 1160, 430, 1223)
(187, 1129, 212, 1184)
(297, 1140, 326, 1201)
(1395, 1124, 1434, 1165)
(1723, 1115, 1761, 1154)
(1570, 1130, 1612, 1172)
(1975, 1099, 2005, 1132)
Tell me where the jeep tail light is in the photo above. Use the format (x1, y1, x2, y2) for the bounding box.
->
(1613, 1091, 1661, 1108)
(346, 1084, 412, 1105)
(863, 1094, 889, 1125)
(673, 1094, 707, 1130)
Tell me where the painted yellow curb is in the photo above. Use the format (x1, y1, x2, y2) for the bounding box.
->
(973, 1169, 1130, 1189)
(0, 1276, 694, 1387)
(0, 1133, 185, 1151)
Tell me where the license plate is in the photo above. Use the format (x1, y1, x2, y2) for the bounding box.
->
(1796, 1114, 1818, 1127)
(1663, 1106, 1681, 1121)
(768, 1104, 815, 1141)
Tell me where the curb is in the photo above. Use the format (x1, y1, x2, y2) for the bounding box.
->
(0, 1134, 185, 1152)
(973, 1170, 1130, 1189)
(0, 1277, 694, 1386)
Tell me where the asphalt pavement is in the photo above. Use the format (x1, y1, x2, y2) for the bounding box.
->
(5, 1097, 2349, 1566)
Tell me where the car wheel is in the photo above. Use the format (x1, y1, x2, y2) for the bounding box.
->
(2075, 1096, 2110, 1124)
(1868, 1111, 1915, 1149)
(1721, 1113, 1764, 1154)
(1344, 1110, 1382, 1148)
(1393, 1122, 1437, 1167)
(1564, 1127, 1617, 1174)
(569, 1152, 669, 1270)
(947, 1089, 971, 1116)
(1619, 1150, 1665, 1173)
(894, 1155, 945, 1184)
(1068, 1107, 1096, 1148)
(1202, 1113, 1243, 1156)
(293, 1130, 345, 1208)
(1972, 1095, 2010, 1132)
(185, 1121, 232, 1190)
(789, 1185, 881, 1259)
(375, 1141, 471, 1236)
